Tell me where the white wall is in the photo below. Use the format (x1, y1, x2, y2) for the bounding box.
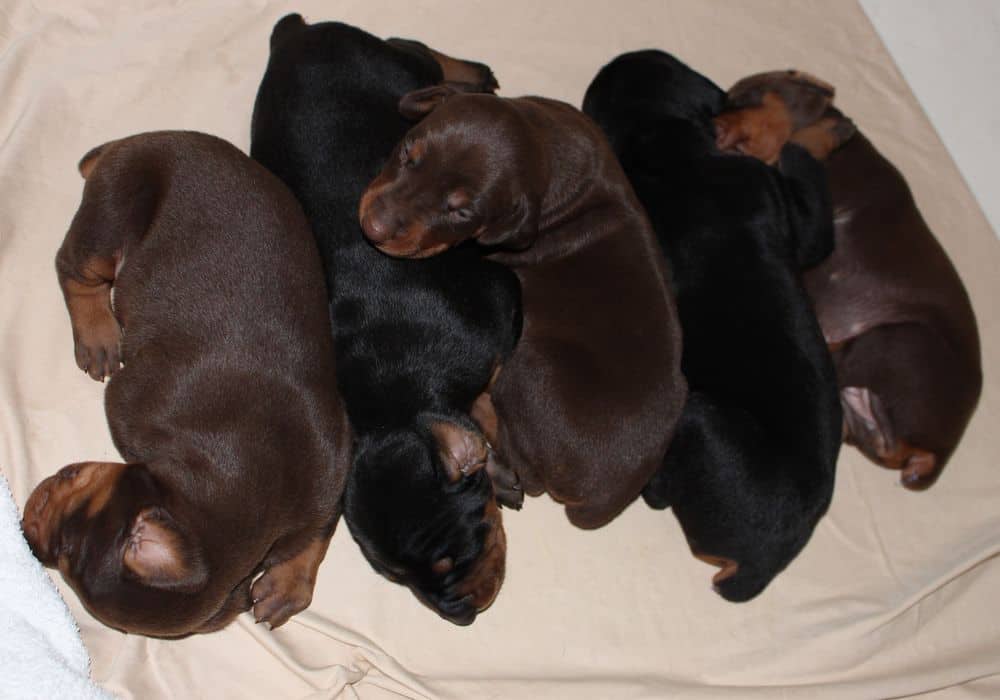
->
(860, 0, 1000, 239)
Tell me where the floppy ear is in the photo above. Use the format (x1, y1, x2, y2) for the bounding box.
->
(398, 84, 463, 121)
(122, 507, 208, 593)
(439, 78, 499, 96)
(386, 37, 500, 94)
(477, 191, 540, 250)
(429, 421, 489, 483)
(77, 143, 108, 179)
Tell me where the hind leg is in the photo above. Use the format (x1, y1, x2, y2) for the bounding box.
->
(835, 323, 978, 490)
(56, 144, 148, 381)
(58, 253, 121, 382)
(840, 386, 938, 489)
(252, 531, 332, 629)
(470, 366, 523, 509)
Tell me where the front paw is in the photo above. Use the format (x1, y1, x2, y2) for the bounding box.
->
(485, 447, 523, 510)
(73, 311, 122, 382)
(250, 565, 315, 630)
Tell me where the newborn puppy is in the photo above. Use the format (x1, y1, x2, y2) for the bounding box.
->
(21, 131, 351, 637)
(359, 85, 687, 529)
(583, 51, 841, 601)
(717, 71, 982, 489)
(251, 16, 521, 625)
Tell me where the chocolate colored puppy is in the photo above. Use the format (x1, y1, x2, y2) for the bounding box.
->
(20, 131, 351, 637)
(359, 86, 687, 529)
(717, 71, 982, 489)
(583, 51, 841, 600)
(251, 16, 521, 625)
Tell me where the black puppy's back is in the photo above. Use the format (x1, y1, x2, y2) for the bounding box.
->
(250, 18, 520, 622)
(585, 51, 841, 601)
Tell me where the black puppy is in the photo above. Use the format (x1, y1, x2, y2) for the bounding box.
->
(584, 51, 842, 601)
(250, 16, 522, 625)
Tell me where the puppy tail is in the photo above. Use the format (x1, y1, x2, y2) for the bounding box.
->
(270, 13, 306, 49)
(77, 144, 106, 179)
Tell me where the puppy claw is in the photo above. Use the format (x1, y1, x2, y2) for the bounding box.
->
(72, 311, 122, 383)
(485, 448, 523, 510)
(250, 565, 316, 630)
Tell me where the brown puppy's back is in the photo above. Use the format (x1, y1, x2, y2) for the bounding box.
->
(359, 90, 685, 529)
(805, 132, 981, 476)
(806, 133, 980, 361)
(84, 134, 344, 507)
(488, 98, 687, 528)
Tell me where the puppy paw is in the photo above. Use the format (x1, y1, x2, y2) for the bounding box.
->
(485, 447, 523, 510)
(251, 566, 315, 630)
(250, 535, 330, 629)
(72, 310, 122, 382)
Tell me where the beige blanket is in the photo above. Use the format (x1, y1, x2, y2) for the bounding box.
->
(2, 1, 997, 698)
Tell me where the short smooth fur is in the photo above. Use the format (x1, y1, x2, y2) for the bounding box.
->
(21, 131, 351, 636)
(584, 51, 842, 600)
(716, 70, 982, 489)
(359, 84, 687, 529)
(250, 16, 522, 625)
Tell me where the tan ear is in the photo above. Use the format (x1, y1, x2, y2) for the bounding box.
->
(122, 508, 208, 593)
(429, 421, 489, 482)
(398, 84, 463, 121)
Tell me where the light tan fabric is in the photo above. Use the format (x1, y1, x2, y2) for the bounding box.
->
(2, 1, 998, 698)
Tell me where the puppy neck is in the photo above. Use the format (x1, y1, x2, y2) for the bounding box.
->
(495, 97, 634, 264)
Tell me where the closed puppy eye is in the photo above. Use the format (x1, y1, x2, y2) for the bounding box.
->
(445, 190, 473, 221)
(400, 142, 417, 168)
(449, 206, 474, 222)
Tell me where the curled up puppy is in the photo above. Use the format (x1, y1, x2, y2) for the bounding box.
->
(21, 131, 351, 637)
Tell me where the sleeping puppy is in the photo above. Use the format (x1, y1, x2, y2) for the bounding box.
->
(20, 131, 351, 637)
(716, 71, 982, 489)
(359, 85, 687, 529)
(583, 51, 842, 601)
(250, 16, 522, 625)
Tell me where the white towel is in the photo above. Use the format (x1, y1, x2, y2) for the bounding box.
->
(0, 471, 115, 700)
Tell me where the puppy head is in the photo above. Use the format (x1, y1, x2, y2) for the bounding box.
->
(359, 88, 541, 258)
(714, 70, 836, 164)
(21, 461, 221, 637)
(344, 421, 507, 625)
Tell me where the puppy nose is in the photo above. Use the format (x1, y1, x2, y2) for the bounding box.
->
(21, 519, 39, 546)
(362, 209, 393, 243)
(20, 502, 49, 561)
(361, 201, 408, 245)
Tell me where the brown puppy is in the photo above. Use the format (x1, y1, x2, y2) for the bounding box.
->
(359, 87, 687, 528)
(715, 73, 982, 489)
(21, 131, 351, 636)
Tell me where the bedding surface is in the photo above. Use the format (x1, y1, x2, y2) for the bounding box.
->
(1, 1, 997, 698)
